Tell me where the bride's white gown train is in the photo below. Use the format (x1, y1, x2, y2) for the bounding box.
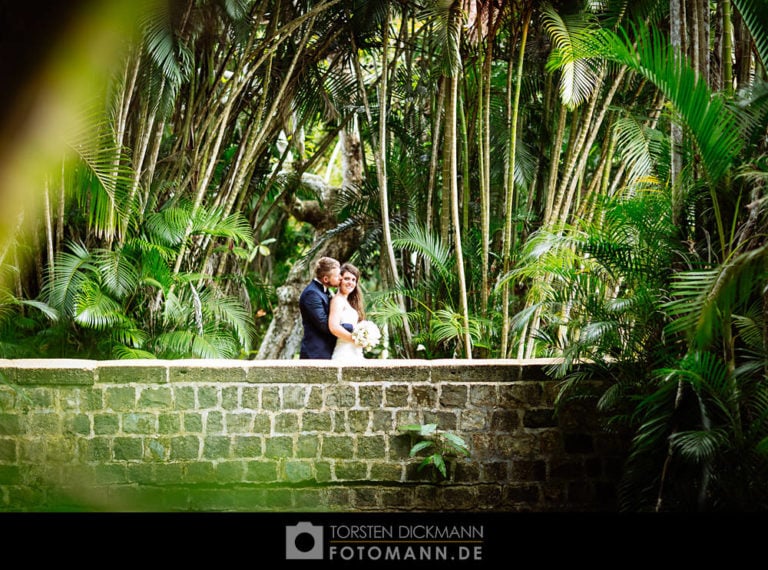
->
(332, 302, 364, 362)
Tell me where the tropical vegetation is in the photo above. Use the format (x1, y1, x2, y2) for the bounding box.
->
(2, 0, 768, 510)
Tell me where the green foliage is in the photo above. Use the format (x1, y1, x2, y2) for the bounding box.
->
(398, 423, 470, 480)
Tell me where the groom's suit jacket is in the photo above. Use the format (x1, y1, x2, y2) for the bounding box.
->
(299, 279, 336, 359)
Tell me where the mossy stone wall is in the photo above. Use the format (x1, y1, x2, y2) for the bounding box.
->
(0, 359, 623, 512)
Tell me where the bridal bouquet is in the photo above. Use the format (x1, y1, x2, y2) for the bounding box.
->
(352, 320, 382, 349)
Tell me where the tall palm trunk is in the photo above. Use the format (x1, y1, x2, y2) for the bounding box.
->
(351, 5, 413, 354)
(500, 11, 530, 358)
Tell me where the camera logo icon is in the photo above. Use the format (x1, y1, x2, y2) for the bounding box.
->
(285, 522, 324, 560)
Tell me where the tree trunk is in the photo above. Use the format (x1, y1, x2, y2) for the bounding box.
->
(257, 78, 365, 361)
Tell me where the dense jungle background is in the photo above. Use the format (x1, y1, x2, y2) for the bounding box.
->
(2, 0, 768, 510)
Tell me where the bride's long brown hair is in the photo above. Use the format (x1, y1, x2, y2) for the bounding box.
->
(340, 263, 365, 320)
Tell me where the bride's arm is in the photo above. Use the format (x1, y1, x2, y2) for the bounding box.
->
(328, 296, 355, 342)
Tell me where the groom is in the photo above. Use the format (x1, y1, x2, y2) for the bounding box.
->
(299, 256, 344, 359)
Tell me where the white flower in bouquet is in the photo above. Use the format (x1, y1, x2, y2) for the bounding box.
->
(352, 320, 382, 350)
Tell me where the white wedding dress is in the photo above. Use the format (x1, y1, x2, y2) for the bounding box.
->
(332, 302, 364, 362)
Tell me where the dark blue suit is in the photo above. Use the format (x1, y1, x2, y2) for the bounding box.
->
(299, 279, 336, 359)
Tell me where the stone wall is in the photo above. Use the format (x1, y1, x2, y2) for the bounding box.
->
(0, 359, 623, 512)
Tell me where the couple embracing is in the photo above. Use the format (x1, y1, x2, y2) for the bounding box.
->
(299, 256, 366, 362)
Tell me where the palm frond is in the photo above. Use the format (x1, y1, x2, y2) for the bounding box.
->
(732, 0, 768, 70)
(542, 3, 603, 108)
(665, 244, 768, 348)
(669, 428, 727, 463)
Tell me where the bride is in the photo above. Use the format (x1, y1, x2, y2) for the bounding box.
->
(329, 263, 366, 362)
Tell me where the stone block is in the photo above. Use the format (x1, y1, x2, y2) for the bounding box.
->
(113, 437, 143, 460)
(261, 386, 280, 411)
(27, 388, 53, 408)
(173, 386, 196, 410)
(82, 437, 111, 462)
(98, 364, 167, 384)
(412, 485, 439, 509)
(357, 435, 386, 459)
(203, 435, 231, 459)
(105, 386, 136, 412)
(0, 413, 21, 436)
(92, 464, 129, 485)
(302, 411, 332, 432)
(326, 385, 356, 408)
(158, 413, 181, 434)
(282, 385, 306, 409)
(371, 410, 393, 432)
(284, 460, 313, 482)
(27, 412, 61, 435)
(241, 386, 259, 410)
(439, 486, 476, 510)
(252, 412, 270, 434)
(197, 386, 219, 409)
(412, 385, 437, 407)
(351, 487, 379, 508)
(169, 435, 200, 460)
(274, 412, 299, 434)
(454, 461, 482, 482)
(523, 407, 557, 429)
(345, 365, 430, 384)
(225, 412, 254, 434)
(0, 387, 16, 411)
(169, 364, 246, 383)
(509, 459, 546, 482)
(232, 435, 263, 458)
(490, 410, 521, 432)
(93, 413, 119, 435)
(66, 413, 91, 435)
(347, 410, 369, 433)
(439, 385, 468, 408)
(307, 386, 324, 409)
(315, 460, 332, 482)
(265, 436, 293, 458)
(123, 413, 157, 434)
(369, 462, 402, 481)
(476, 484, 503, 508)
(205, 411, 224, 434)
(294, 434, 318, 458)
(469, 385, 497, 407)
(325, 487, 352, 508)
(335, 460, 368, 480)
(294, 488, 327, 510)
(10, 363, 94, 386)
(217, 460, 245, 482)
(126, 463, 155, 484)
(358, 385, 383, 408)
(259, 365, 338, 384)
(221, 386, 238, 410)
(322, 435, 354, 459)
(153, 462, 185, 484)
(0, 439, 17, 461)
(459, 409, 487, 431)
(498, 382, 544, 406)
(379, 487, 414, 509)
(423, 410, 457, 431)
(503, 484, 541, 505)
(384, 384, 409, 407)
(145, 438, 168, 461)
(262, 488, 294, 510)
(479, 461, 508, 482)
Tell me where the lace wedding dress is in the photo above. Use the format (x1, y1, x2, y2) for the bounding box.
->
(332, 302, 364, 362)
